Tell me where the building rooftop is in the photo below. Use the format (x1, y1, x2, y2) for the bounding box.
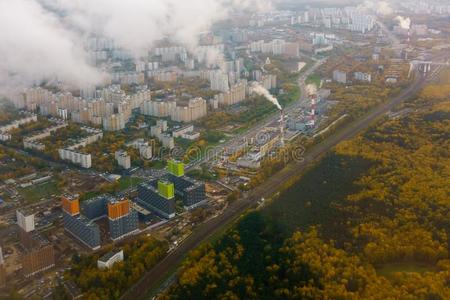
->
(98, 250, 122, 263)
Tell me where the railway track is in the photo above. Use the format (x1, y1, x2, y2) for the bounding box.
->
(121, 68, 431, 300)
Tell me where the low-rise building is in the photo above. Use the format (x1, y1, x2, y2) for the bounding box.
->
(0, 114, 37, 133)
(354, 72, 372, 82)
(59, 149, 92, 168)
(172, 125, 200, 140)
(97, 250, 124, 269)
(333, 70, 347, 84)
(23, 121, 68, 150)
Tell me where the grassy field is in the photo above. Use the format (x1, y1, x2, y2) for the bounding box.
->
(118, 177, 145, 190)
(306, 74, 321, 87)
(18, 180, 60, 203)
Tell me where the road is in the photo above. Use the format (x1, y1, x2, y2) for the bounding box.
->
(187, 58, 326, 170)
(375, 18, 400, 47)
(121, 66, 430, 300)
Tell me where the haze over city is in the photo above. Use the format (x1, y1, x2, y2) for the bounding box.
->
(0, 0, 449, 299)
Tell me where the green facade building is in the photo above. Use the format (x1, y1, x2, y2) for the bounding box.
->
(168, 160, 184, 177)
(157, 180, 175, 199)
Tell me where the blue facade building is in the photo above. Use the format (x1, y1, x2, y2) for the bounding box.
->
(166, 174, 206, 209)
(63, 212, 101, 250)
(107, 198, 139, 241)
(81, 195, 108, 220)
(137, 182, 176, 219)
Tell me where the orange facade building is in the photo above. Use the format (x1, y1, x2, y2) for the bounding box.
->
(61, 195, 80, 216)
(107, 198, 130, 220)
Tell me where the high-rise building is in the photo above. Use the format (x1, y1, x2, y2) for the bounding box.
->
(107, 198, 139, 241)
(167, 174, 206, 209)
(214, 79, 247, 107)
(81, 195, 108, 220)
(210, 71, 229, 92)
(166, 160, 206, 209)
(62, 196, 101, 250)
(22, 238, 55, 277)
(103, 113, 126, 131)
(115, 150, 131, 169)
(16, 209, 55, 277)
(137, 181, 176, 219)
(141, 100, 176, 117)
(61, 195, 80, 216)
(157, 181, 175, 199)
(16, 209, 35, 233)
(170, 98, 207, 123)
(167, 160, 185, 177)
(16, 209, 35, 248)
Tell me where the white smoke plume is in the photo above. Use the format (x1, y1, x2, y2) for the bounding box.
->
(0, 0, 104, 94)
(250, 82, 282, 110)
(395, 16, 411, 30)
(361, 1, 393, 16)
(0, 0, 272, 95)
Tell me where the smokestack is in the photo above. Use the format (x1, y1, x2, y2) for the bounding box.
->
(280, 109, 285, 147)
(309, 94, 317, 126)
(407, 27, 411, 45)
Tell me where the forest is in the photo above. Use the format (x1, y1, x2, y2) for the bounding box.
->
(64, 236, 168, 300)
(160, 80, 450, 299)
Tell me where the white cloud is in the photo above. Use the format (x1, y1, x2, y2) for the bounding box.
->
(0, 0, 272, 94)
(0, 0, 103, 94)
